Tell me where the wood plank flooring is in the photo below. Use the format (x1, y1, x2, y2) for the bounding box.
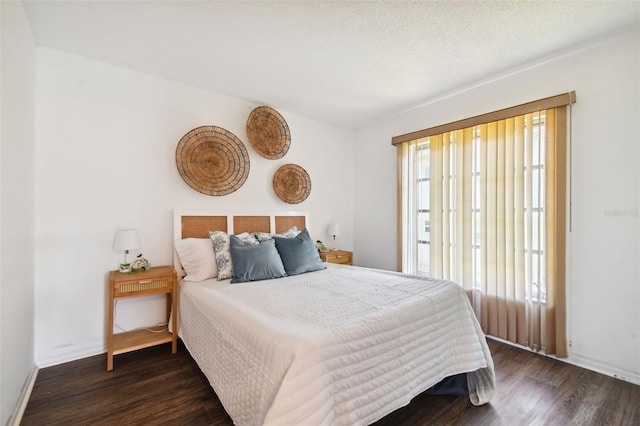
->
(22, 339, 639, 425)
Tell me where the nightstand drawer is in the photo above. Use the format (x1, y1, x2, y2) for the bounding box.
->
(114, 277, 171, 297)
(328, 254, 351, 264)
(319, 250, 353, 265)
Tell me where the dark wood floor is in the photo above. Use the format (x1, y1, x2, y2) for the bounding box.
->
(22, 339, 639, 425)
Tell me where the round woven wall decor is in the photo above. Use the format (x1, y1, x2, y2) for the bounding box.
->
(246, 106, 291, 160)
(273, 164, 311, 204)
(176, 126, 250, 196)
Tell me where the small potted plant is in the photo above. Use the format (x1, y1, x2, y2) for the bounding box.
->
(315, 240, 328, 253)
(129, 253, 150, 273)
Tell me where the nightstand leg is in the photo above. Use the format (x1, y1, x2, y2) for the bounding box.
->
(171, 285, 178, 354)
(107, 277, 115, 371)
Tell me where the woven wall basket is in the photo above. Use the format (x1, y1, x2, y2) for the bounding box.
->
(246, 106, 291, 160)
(273, 164, 311, 204)
(176, 126, 250, 196)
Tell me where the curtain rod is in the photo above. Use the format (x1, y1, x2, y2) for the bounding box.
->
(392, 91, 576, 146)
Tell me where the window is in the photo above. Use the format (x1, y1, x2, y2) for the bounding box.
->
(409, 117, 546, 301)
(394, 92, 575, 357)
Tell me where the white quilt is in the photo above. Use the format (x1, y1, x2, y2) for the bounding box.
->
(178, 264, 495, 426)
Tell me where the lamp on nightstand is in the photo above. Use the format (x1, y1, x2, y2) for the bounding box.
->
(327, 223, 341, 250)
(112, 229, 140, 273)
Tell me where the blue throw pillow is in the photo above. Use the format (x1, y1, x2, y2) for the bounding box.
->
(229, 236, 287, 283)
(273, 228, 327, 276)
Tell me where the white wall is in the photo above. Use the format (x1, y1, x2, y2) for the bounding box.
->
(354, 31, 640, 383)
(34, 48, 354, 366)
(0, 1, 37, 423)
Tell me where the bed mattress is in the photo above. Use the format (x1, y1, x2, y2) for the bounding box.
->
(178, 264, 495, 426)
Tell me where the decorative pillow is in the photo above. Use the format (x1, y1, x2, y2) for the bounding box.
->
(209, 231, 259, 280)
(174, 238, 217, 282)
(273, 228, 327, 276)
(229, 236, 287, 283)
(255, 226, 299, 242)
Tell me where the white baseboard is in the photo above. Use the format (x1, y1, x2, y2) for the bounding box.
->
(8, 365, 39, 426)
(569, 353, 640, 385)
(487, 336, 640, 386)
(36, 341, 104, 368)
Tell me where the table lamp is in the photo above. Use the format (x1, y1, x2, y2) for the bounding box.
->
(327, 223, 341, 250)
(113, 229, 140, 273)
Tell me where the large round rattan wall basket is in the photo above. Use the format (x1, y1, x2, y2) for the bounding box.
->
(273, 164, 311, 204)
(246, 106, 291, 160)
(176, 126, 250, 196)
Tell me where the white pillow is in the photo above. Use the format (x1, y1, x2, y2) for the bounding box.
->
(174, 238, 217, 282)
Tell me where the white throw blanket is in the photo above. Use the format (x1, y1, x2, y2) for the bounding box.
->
(179, 264, 495, 426)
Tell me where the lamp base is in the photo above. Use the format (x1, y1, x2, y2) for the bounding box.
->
(118, 263, 131, 273)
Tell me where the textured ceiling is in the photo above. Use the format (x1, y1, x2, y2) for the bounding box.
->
(23, 0, 640, 128)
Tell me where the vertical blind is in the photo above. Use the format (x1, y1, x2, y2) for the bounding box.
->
(395, 92, 574, 357)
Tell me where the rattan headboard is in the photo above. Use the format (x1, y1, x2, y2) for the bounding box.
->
(173, 210, 308, 270)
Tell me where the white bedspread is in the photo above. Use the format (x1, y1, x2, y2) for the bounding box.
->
(178, 264, 495, 426)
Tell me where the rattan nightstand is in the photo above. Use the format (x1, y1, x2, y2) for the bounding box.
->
(319, 250, 353, 265)
(107, 265, 177, 371)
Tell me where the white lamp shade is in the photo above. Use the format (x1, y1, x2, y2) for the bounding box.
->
(327, 223, 341, 237)
(113, 229, 141, 251)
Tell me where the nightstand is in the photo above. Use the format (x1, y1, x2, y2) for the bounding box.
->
(319, 250, 353, 265)
(107, 265, 177, 371)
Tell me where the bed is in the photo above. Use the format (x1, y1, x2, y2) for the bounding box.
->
(173, 210, 495, 426)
